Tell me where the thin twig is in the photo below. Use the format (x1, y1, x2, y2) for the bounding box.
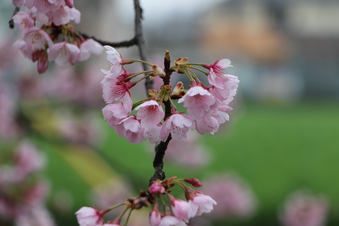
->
(9, 7, 20, 29)
(80, 33, 137, 48)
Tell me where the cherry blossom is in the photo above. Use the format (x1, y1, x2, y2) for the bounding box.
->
(13, 27, 52, 59)
(194, 114, 220, 135)
(160, 112, 193, 141)
(12, 12, 34, 35)
(114, 116, 145, 144)
(48, 41, 80, 66)
(101, 76, 135, 104)
(209, 74, 239, 101)
(187, 191, 217, 217)
(169, 195, 190, 221)
(79, 39, 104, 62)
(178, 85, 215, 120)
(204, 59, 232, 89)
(104, 45, 124, 77)
(136, 100, 165, 128)
(76, 207, 104, 226)
(159, 215, 187, 226)
(47, 5, 80, 26)
(102, 103, 131, 128)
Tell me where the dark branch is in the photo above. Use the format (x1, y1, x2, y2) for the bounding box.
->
(149, 134, 172, 185)
(79, 33, 137, 48)
(148, 52, 174, 186)
(9, 7, 20, 29)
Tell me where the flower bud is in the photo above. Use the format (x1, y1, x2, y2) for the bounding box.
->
(184, 178, 202, 187)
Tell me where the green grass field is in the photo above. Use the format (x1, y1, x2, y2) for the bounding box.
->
(43, 101, 339, 225)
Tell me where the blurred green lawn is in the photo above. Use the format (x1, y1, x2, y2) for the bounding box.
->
(43, 101, 339, 225)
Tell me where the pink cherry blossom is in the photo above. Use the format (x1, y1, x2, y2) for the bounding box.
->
(76, 207, 103, 226)
(212, 99, 233, 124)
(14, 27, 52, 59)
(187, 192, 217, 218)
(103, 224, 120, 226)
(136, 100, 165, 128)
(194, 114, 220, 135)
(143, 123, 162, 144)
(209, 75, 239, 101)
(102, 103, 131, 128)
(48, 41, 80, 66)
(114, 116, 145, 144)
(24, 0, 60, 14)
(168, 195, 190, 221)
(104, 45, 124, 77)
(12, 12, 34, 35)
(159, 215, 187, 226)
(204, 59, 232, 89)
(47, 5, 80, 26)
(178, 85, 215, 120)
(101, 76, 135, 104)
(160, 113, 193, 141)
(78, 39, 103, 61)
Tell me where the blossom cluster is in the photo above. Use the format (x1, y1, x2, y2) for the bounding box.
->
(0, 140, 54, 225)
(148, 177, 217, 226)
(75, 177, 216, 226)
(101, 46, 239, 144)
(11, 0, 103, 73)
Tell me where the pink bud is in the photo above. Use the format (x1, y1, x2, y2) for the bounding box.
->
(148, 180, 165, 194)
(149, 205, 161, 226)
(184, 178, 202, 187)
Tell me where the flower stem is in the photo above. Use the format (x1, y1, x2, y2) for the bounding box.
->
(124, 208, 134, 226)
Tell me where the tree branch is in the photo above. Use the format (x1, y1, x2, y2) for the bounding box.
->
(148, 52, 174, 186)
(9, 7, 20, 29)
(79, 33, 137, 48)
(149, 134, 172, 185)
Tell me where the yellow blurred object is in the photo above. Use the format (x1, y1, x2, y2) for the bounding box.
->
(58, 144, 120, 188)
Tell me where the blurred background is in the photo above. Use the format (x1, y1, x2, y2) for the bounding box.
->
(1, 0, 339, 225)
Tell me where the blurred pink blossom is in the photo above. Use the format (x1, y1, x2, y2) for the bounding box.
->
(200, 173, 257, 218)
(279, 190, 329, 226)
(163, 131, 211, 168)
(14, 205, 56, 226)
(0, 89, 19, 139)
(14, 140, 45, 181)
